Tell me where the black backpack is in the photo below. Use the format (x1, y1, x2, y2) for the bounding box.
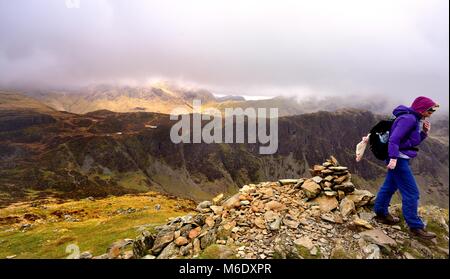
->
(368, 116, 420, 160)
(368, 118, 395, 160)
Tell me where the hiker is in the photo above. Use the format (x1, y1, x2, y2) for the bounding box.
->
(372, 96, 439, 239)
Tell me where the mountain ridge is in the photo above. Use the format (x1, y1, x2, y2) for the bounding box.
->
(1, 92, 448, 208)
(14, 84, 450, 118)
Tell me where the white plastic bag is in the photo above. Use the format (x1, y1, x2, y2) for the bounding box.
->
(356, 133, 370, 162)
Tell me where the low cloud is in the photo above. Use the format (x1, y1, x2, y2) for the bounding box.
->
(0, 0, 448, 110)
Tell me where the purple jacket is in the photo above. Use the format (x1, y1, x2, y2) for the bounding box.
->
(388, 105, 427, 159)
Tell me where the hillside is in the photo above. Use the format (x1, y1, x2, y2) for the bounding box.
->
(105, 157, 446, 260)
(1, 158, 447, 259)
(23, 83, 219, 115)
(0, 192, 196, 259)
(21, 84, 450, 118)
(18, 83, 305, 117)
(0, 93, 448, 208)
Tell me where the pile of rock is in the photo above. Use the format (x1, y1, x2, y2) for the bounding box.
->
(95, 156, 448, 259)
(301, 155, 376, 220)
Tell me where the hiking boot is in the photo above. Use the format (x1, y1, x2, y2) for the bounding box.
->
(374, 214, 400, 225)
(410, 228, 437, 240)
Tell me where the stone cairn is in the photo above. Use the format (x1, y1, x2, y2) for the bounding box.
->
(98, 156, 397, 259)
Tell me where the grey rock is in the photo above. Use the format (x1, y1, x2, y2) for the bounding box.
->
(179, 243, 193, 256)
(269, 216, 282, 231)
(151, 228, 175, 254)
(79, 251, 93, 259)
(333, 182, 355, 193)
(311, 176, 323, 184)
(133, 230, 155, 258)
(196, 201, 213, 213)
(360, 229, 397, 251)
(175, 214, 194, 224)
(179, 224, 194, 238)
(197, 201, 212, 209)
(193, 214, 206, 226)
(321, 213, 337, 223)
(200, 229, 217, 250)
(107, 239, 133, 259)
(359, 212, 376, 222)
(363, 244, 381, 259)
(157, 242, 180, 259)
(324, 191, 337, 197)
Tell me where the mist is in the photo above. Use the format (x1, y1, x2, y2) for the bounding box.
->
(0, 0, 448, 110)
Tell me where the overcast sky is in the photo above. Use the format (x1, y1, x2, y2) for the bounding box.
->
(0, 0, 448, 109)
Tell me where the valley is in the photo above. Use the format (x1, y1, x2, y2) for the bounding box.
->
(1, 91, 448, 208)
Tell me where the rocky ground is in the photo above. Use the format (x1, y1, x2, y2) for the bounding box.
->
(88, 157, 449, 260)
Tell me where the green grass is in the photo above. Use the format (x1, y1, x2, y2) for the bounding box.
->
(394, 206, 449, 259)
(117, 172, 150, 192)
(0, 193, 195, 259)
(94, 173, 113, 180)
(1, 217, 149, 258)
(152, 173, 211, 200)
(425, 219, 449, 249)
(24, 189, 45, 199)
(399, 241, 426, 259)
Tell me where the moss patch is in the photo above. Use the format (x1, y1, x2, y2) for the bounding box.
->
(296, 245, 322, 259)
(330, 247, 356, 259)
(198, 244, 237, 259)
(424, 219, 449, 250)
(117, 172, 150, 192)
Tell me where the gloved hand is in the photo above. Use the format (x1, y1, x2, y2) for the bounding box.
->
(423, 120, 431, 133)
(387, 158, 397, 170)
